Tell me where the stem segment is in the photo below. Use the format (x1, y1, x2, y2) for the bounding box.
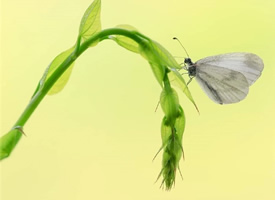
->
(12, 28, 145, 129)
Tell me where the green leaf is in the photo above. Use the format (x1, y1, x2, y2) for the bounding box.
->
(110, 25, 140, 53)
(139, 38, 183, 87)
(79, 0, 101, 40)
(47, 62, 75, 95)
(148, 62, 165, 87)
(160, 87, 179, 123)
(174, 106, 185, 142)
(139, 40, 166, 86)
(135, 32, 181, 69)
(0, 129, 22, 160)
(32, 47, 75, 97)
(150, 40, 182, 69)
(45, 47, 75, 95)
(110, 28, 166, 86)
(168, 68, 199, 112)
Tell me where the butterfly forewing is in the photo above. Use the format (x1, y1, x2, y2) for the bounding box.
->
(196, 53, 264, 86)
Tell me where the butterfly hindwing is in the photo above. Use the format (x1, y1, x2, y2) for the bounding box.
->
(195, 64, 249, 104)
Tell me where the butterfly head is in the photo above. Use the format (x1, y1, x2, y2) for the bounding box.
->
(184, 58, 193, 66)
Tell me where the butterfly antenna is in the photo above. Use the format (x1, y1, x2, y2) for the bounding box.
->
(173, 37, 190, 58)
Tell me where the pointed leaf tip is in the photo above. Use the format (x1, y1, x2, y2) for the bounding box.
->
(79, 0, 102, 40)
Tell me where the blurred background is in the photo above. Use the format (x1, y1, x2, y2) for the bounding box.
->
(1, 0, 275, 199)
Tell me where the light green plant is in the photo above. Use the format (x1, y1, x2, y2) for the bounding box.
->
(0, 0, 197, 190)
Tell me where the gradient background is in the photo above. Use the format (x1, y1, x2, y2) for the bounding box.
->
(1, 0, 275, 199)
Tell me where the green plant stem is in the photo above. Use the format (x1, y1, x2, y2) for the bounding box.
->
(12, 28, 145, 130)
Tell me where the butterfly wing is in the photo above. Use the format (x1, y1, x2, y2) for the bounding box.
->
(196, 53, 264, 86)
(195, 64, 249, 104)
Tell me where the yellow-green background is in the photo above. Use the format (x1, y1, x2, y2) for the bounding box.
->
(1, 0, 275, 199)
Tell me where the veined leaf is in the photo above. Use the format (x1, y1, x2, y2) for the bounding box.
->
(46, 47, 75, 95)
(148, 62, 165, 87)
(33, 47, 75, 97)
(139, 40, 165, 87)
(139, 39, 157, 63)
(168, 68, 199, 112)
(143, 37, 197, 111)
(135, 31, 181, 69)
(79, 0, 101, 40)
(111, 29, 165, 87)
(139, 38, 183, 87)
(110, 24, 140, 53)
(47, 64, 75, 95)
(150, 40, 182, 69)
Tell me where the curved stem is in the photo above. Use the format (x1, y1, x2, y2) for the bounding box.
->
(12, 28, 146, 129)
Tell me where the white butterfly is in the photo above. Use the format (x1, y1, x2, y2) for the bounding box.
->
(184, 52, 264, 104)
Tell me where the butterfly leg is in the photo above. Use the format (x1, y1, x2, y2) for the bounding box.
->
(187, 76, 193, 85)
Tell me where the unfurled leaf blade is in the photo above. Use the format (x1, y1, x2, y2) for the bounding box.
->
(112, 31, 166, 87)
(168, 69, 198, 112)
(150, 40, 181, 69)
(139, 40, 166, 86)
(139, 39, 157, 63)
(148, 62, 165, 87)
(47, 62, 75, 95)
(135, 32, 181, 69)
(110, 24, 140, 53)
(32, 47, 76, 97)
(45, 47, 75, 95)
(79, 0, 101, 40)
